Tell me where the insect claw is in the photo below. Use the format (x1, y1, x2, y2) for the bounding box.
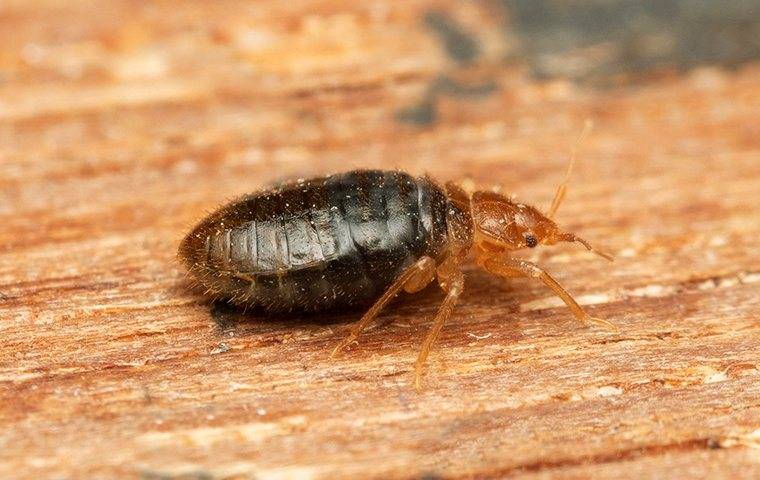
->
(586, 316, 619, 333)
(329, 344, 343, 358)
(330, 337, 354, 358)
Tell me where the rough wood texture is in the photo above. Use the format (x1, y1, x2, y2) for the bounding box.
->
(1, 1, 758, 479)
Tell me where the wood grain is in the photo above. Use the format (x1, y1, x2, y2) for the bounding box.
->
(1, 1, 758, 479)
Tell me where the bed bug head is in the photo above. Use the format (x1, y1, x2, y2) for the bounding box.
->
(470, 190, 612, 261)
(470, 120, 611, 260)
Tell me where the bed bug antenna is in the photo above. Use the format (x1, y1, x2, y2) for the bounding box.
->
(547, 120, 594, 219)
(558, 231, 614, 262)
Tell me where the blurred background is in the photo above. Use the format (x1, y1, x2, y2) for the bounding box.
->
(3, 0, 758, 182)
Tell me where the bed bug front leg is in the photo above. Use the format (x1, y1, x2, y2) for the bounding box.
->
(330, 256, 438, 357)
(479, 254, 617, 332)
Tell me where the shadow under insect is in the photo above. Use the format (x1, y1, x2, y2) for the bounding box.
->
(207, 283, 447, 330)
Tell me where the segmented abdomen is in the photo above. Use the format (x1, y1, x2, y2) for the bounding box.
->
(179, 170, 451, 312)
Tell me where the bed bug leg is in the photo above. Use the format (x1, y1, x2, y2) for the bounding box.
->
(330, 256, 437, 358)
(480, 256, 618, 332)
(414, 257, 465, 391)
(372, 254, 438, 331)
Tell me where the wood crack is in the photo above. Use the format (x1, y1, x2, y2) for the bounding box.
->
(455, 437, 749, 479)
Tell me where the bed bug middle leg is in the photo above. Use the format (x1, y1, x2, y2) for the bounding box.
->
(413, 256, 465, 390)
(330, 256, 438, 357)
(478, 253, 617, 331)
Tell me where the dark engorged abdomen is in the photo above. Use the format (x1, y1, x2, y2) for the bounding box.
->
(179, 170, 451, 312)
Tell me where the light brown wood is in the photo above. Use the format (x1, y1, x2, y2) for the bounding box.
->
(1, 1, 758, 479)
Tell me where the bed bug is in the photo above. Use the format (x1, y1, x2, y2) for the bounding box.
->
(179, 127, 614, 388)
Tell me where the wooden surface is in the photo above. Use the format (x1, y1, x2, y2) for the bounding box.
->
(1, 1, 759, 479)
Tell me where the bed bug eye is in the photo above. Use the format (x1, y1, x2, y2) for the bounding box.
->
(525, 234, 538, 248)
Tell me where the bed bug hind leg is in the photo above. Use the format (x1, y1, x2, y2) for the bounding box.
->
(413, 257, 465, 391)
(330, 256, 437, 358)
(479, 255, 617, 332)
